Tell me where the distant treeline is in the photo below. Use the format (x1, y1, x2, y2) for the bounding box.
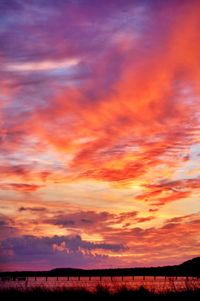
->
(0, 257, 199, 278)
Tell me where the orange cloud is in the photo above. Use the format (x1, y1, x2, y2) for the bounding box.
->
(21, 1, 200, 195)
(0, 183, 43, 192)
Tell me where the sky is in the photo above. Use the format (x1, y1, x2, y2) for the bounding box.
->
(0, 0, 200, 271)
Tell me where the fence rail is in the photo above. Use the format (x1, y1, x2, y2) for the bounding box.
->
(0, 275, 199, 282)
(1, 275, 199, 293)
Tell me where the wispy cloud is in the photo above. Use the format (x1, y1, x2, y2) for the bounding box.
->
(4, 58, 79, 72)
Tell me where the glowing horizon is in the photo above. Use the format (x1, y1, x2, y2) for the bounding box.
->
(0, 0, 199, 271)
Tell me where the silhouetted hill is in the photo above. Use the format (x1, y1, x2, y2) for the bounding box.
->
(180, 257, 200, 267)
(0, 257, 199, 277)
(178, 257, 200, 276)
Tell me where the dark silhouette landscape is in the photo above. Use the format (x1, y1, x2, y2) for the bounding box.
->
(0, 257, 199, 300)
(0, 286, 200, 301)
(0, 257, 199, 278)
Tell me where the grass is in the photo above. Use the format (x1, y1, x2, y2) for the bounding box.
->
(0, 286, 200, 301)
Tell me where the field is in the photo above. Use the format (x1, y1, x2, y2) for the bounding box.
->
(1, 276, 199, 291)
(0, 286, 200, 301)
(1, 274, 199, 300)
(1, 276, 200, 301)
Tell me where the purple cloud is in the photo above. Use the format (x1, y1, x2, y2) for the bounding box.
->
(0, 234, 126, 271)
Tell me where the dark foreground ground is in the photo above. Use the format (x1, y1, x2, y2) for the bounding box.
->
(0, 286, 200, 301)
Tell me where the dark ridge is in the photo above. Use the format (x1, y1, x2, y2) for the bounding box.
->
(0, 257, 199, 277)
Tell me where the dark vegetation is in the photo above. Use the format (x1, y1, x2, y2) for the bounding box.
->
(0, 257, 199, 278)
(0, 286, 200, 301)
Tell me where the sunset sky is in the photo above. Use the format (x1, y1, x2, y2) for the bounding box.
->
(0, 0, 200, 271)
